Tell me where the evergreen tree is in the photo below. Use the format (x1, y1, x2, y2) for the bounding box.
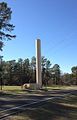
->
(0, 2, 16, 50)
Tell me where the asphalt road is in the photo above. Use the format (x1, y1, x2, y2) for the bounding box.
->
(0, 89, 77, 119)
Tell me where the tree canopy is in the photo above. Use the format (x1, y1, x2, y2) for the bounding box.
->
(0, 56, 77, 86)
(0, 2, 16, 50)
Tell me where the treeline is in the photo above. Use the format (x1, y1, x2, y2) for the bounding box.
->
(0, 56, 77, 86)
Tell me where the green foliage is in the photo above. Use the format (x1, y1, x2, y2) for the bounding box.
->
(0, 2, 16, 50)
(71, 66, 77, 85)
(0, 56, 77, 86)
(51, 64, 61, 85)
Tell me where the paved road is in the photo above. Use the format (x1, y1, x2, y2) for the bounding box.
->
(0, 89, 77, 110)
(0, 89, 77, 119)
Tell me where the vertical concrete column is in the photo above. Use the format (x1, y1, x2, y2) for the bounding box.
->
(36, 39, 42, 89)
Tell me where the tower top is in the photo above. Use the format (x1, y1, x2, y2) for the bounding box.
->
(36, 38, 41, 41)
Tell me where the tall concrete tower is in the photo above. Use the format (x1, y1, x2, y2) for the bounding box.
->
(36, 39, 42, 89)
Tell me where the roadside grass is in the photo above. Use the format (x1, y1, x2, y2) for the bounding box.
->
(9, 93, 77, 120)
(52, 93, 77, 106)
(1, 85, 77, 91)
(0, 86, 25, 94)
(0, 86, 45, 94)
(0, 86, 77, 120)
(2, 86, 21, 91)
(0, 85, 77, 95)
(44, 85, 77, 90)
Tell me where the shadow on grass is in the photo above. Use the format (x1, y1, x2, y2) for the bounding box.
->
(16, 100, 77, 120)
(53, 94, 77, 106)
(0, 89, 77, 120)
(0, 91, 18, 97)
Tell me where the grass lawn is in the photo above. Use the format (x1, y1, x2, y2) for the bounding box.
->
(0, 85, 77, 95)
(2, 86, 21, 90)
(44, 85, 77, 90)
(0, 86, 23, 94)
(8, 92, 77, 120)
(1, 85, 77, 91)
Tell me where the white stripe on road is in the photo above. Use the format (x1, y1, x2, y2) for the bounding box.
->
(0, 93, 70, 114)
(0, 93, 71, 119)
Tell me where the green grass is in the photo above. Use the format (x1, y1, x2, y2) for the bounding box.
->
(0, 86, 22, 93)
(0, 86, 21, 91)
(0, 85, 77, 94)
(9, 93, 77, 120)
(52, 93, 77, 106)
(1, 85, 77, 91)
(0, 86, 28, 94)
(0, 85, 77, 120)
(44, 85, 77, 90)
